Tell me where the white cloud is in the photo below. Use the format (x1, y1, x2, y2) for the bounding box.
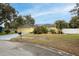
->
(19, 4, 75, 18)
(33, 4, 75, 17)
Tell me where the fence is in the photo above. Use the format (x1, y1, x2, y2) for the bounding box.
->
(62, 28, 79, 34)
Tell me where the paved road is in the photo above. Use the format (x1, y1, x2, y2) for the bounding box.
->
(0, 33, 26, 40)
(0, 34, 19, 40)
(0, 41, 73, 56)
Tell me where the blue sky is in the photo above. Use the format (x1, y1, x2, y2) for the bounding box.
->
(10, 3, 75, 24)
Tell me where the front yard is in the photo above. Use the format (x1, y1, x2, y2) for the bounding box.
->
(11, 34, 79, 55)
(0, 31, 15, 35)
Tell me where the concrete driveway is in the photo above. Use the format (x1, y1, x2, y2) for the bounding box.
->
(0, 41, 73, 56)
(0, 34, 19, 40)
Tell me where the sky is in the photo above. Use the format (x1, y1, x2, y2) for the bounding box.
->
(10, 3, 75, 24)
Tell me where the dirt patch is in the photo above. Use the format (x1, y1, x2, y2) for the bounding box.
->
(11, 34, 79, 56)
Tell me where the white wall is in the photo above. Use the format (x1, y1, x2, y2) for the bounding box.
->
(62, 29, 79, 34)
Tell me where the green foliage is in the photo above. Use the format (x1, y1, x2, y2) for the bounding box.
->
(4, 22, 11, 30)
(5, 29, 10, 34)
(70, 3, 79, 17)
(0, 3, 17, 25)
(69, 16, 79, 28)
(50, 29, 56, 34)
(12, 16, 26, 29)
(11, 15, 35, 29)
(33, 26, 48, 34)
(33, 26, 42, 34)
(69, 4, 79, 28)
(24, 15, 35, 26)
(0, 3, 35, 34)
(0, 3, 17, 31)
(55, 20, 69, 29)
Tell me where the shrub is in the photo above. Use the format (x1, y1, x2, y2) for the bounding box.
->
(41, 26, 48, 33)
(50, 29, 56, 34)
(5, 30, 10, 34)
(33, 26, 48, 34)
(33, 26, 41, 34)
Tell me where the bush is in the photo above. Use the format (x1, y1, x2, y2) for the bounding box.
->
(33, 26, 41, 34)
(41, 26, 48, 33)
(50, 29, 56, 34)
(33, 26, 48, 34)
(5, 30, 10, 34)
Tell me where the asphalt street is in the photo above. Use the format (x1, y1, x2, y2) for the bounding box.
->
(0, 41, 73, 56)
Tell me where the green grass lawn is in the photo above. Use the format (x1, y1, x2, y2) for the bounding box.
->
(0, 31, 15, 35)
(11, 34, 79, 55)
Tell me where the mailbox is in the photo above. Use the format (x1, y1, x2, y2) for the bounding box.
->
(18, 32, 22, 35)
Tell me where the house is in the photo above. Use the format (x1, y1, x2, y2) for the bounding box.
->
(17, 27, 34, 33)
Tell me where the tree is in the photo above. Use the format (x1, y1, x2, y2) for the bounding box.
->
(70, 3, 79, 17)
(24, 15, 35, 27)
(4, 22, 11, 30)
(11, 16, 26, 29)
(55, 20, 69, 29)
(0, 3, 35, 31)
(0, 3, 17, 29)
(69, 3, 79, 28)
(11, 15, 35, 29)
(69, 16, 79, 28)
